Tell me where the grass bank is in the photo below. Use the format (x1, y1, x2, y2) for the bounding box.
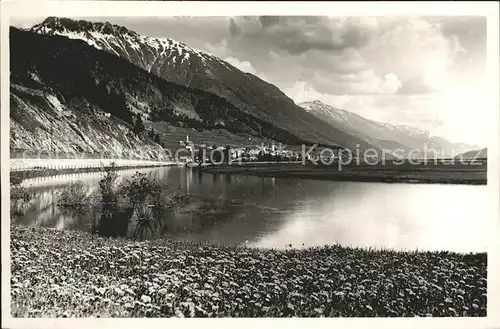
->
(11, 226, 487, 318)
(202, 161, 487, 185)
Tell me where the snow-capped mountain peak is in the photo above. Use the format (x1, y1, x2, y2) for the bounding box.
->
(300, 100, 430, 137)
(30, 17, 230, 73)
(374, 120, 429, 137)
(300, 100, 357, 126)
(298, 99, 479, 157)
(32, 17, 140, 38)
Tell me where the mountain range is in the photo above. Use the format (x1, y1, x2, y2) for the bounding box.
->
(455, 148, 487, 159)
(300, 100, 481, 158)
(9, 17, 482, 160)
(29, 17, 379, 154)
(10, 27, 308, 158)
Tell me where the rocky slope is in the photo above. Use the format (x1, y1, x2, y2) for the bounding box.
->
(10, 83, 166, 160)
(30, 17, 381, 153)
(300, 100, 481, 158)
(10, 28, 313, 158)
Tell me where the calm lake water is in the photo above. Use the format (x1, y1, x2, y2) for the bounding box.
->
(11, 166, 494, 252)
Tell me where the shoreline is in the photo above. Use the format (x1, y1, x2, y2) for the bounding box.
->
(200, 162, 487, 185)
(9, 159, 487, 185)
(10, 225, 487, 317)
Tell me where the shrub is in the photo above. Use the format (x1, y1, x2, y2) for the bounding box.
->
(10, 175, 24, 187)
(98, 162, 120, 203)
(57, 182, 91, 209)
(10, 175, 32, 202)
(132, 203, 155, 240)
(95, 163, 125, 237)
(121, 172, 162, 240)
(121, 172, 156, 208)
(121, 172, 190, 240)
(92, 166, 192, 240)
(151, 188, 190, 233)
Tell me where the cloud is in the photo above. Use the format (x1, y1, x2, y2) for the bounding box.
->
(224, 57, 257, 75)
(9, 16, 46, 29)
(382, 73, 403, 94)
(362, 18, 462, 93)
(204, 39, 230, 58)
(156, 16, 489, 144)
(219, 16, 485, 98)
(228, 16, 376, 56)
(312, 70, 402, 95)
(228, 18, 242, 37)
(259, 16, 280, 28)
(398, 78, 435, 94)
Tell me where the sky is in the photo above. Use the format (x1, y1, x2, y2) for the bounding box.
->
(11, 16, 490, 146)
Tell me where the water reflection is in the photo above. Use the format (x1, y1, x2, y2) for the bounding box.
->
(197, 168, 203, 182)
(96, 203, 133, 238)
(249, 182, 492, 253)
(186, 168, 193, 194)
(12, 167, 493, 252)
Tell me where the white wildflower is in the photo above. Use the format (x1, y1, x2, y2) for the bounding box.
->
(141, 295, 152, 304)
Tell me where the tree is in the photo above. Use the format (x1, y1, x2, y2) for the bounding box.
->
(112, 93, 133, 125)
(133, 113, 145, 136)
(93, 82, 134, 126)
(121, 105, 134, 126)
(211, 149, 222, 163)
(196, 150, 202, 163)
(154, 132, 161, 144)
(224, 145, 232, 163)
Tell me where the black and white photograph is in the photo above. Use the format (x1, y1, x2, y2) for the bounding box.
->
(2, 1, 499, 327)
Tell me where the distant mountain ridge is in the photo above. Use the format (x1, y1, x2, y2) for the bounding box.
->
(455, 148, 487, 159)
(300, 100, 481, 158)
(30, 17, 383, 153)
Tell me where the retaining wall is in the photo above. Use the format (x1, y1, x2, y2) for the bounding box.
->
(10, 158, 178, 171)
